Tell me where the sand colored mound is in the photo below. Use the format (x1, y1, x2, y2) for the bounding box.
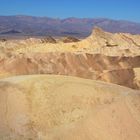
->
(0, 75, 140, 140)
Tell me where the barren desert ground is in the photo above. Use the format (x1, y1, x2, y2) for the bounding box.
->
(0, 27, 140, 140)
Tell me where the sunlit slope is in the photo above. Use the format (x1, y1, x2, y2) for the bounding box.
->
(0, 75, 140, 140)
(0, 53, 140, 89)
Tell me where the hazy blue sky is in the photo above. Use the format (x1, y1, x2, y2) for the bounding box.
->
(0, 0, 140, 22)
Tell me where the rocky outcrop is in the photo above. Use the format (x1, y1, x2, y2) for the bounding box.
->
(41, 36, 57, 43)
(62, 36, 80, 43)
(79, 27, 140, 49)
(0, 38, 7, 42)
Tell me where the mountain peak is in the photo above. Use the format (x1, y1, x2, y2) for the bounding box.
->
(92, 26, 105, 35)
(0, 16, 140, 37)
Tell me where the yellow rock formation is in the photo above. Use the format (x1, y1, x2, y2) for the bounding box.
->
(0, 75, 140, 140)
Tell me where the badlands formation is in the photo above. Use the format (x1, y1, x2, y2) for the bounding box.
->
(0, 27, 140, 140)
(0, 27, 140, 89)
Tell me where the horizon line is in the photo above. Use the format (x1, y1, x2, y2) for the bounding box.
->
(0, 14, 140, 24)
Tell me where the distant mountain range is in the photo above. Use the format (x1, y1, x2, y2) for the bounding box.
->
(0, 15, 140, 37)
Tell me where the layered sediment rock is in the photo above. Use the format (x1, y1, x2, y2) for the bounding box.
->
(62, 36, 80, 43)
(0, 52, 140, 89)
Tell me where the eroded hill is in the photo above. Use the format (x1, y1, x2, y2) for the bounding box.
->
(0, 75, 140, 140)
(0, 27, 140, 89)
(0, 52, 140, 89)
